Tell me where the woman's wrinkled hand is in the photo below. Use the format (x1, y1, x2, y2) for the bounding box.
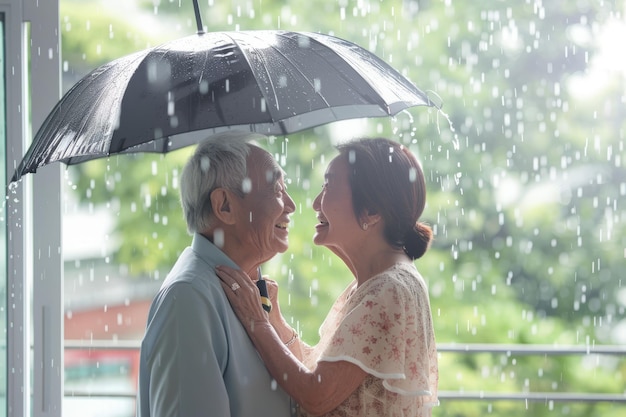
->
(216, 265, 269, 329)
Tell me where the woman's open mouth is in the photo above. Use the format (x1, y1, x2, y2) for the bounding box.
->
(315, 214, 329, 228)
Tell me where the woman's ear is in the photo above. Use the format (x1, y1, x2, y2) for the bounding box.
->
(360, 209, 382, 230)
(210, 188, 237, 225)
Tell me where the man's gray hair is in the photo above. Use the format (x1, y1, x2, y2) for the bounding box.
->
(180, 131, 268, 234)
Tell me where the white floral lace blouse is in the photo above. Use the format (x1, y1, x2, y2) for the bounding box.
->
(300, 262, 438, 417)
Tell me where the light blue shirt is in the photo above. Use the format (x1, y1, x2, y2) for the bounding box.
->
(137, 233, 293, 417)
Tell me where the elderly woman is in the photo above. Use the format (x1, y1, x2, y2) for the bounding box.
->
(217, 137, 438, 417)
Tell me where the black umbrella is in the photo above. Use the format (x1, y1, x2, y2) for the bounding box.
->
(11, 5, 436, 182)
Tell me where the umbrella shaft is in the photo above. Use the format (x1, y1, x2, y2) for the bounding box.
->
(193, 0, 204, 34)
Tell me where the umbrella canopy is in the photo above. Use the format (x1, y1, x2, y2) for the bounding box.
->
(11, 30, 436, 182)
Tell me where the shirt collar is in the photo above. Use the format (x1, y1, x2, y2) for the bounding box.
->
(191, 232, 240, 270)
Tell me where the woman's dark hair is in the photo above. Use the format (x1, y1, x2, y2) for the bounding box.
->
(336, 138, 433, 260)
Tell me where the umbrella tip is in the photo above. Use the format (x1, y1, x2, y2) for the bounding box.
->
(425, 90, 443, 109)
(9, 168, 21, 184)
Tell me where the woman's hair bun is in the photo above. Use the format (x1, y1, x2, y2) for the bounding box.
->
(403, 222, 433, 260)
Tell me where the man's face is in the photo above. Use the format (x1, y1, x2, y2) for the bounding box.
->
(230, 146, 295, 264)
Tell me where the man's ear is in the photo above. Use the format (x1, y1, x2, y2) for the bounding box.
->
(210, 188, 237, 225)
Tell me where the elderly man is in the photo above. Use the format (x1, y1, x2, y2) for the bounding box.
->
(137, 131, 296, 417)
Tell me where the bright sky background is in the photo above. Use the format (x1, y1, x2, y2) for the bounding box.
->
(570, 13, 626, 97)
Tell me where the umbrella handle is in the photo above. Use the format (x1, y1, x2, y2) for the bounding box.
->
(192, 0, 204, 34)
(256, 268, 272, 313)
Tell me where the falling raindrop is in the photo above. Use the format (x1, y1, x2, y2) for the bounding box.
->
(242, 177, 252, 193)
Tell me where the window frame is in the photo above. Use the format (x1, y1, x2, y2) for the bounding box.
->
(3, 1, 62, 416)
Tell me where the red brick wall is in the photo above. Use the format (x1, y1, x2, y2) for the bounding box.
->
(64, 299, 152, 341)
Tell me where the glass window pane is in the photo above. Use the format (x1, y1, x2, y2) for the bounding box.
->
(57, 2, 626, 416)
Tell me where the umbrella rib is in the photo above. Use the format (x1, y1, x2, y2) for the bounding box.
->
(72, 52, 150, 159)
(303, 32, 432, 114)
(73, 59, 138, 157)
(222, 33, 284, 117)
(299, 32, 391, 112)
(270, 32, 334, 108)
(37, 53, 145, 167)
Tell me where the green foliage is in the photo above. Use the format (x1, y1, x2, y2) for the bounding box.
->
(61, 1, 626, 416)
(60, 1, 170, 72)
(70, 150, 192, 273)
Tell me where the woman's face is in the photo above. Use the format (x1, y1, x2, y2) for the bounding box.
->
(312, 154, 361, 250)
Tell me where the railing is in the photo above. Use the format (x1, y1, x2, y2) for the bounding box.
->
(64, 341, 626, 403)
(436, 343, 626, 403)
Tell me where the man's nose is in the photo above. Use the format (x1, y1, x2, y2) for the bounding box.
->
(284, 192, 296, 213)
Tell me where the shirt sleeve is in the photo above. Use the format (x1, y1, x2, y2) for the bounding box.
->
(318, 272, 437, 400)
(146, 282, 231, 417)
